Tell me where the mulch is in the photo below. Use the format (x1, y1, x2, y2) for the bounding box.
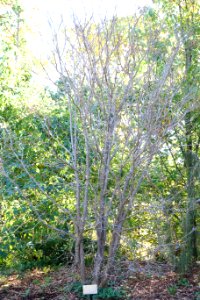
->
(0, 262, 199, 299)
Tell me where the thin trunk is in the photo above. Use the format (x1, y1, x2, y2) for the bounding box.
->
(100, 213, 125, 287)
(184, 33, 198, 263)
(183, 111, 198, 267)
(177, 0, 198, 271)
(93, 219, 107, 284)
(75, 234, 86, 283)
(93, 113, 115, 283)
(179, 6, 198, 268)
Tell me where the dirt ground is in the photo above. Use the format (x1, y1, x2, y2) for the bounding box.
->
(0, 261, 199, 299)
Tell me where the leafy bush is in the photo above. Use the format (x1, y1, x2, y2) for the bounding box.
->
(178, 277, 190, 287)
(0, 228, 74, 272)
(65, 281, 126, 300)
(64, 281, 87, 299)
(94, 287, 126, 299)
(34, 236, 74, 265)
(167, 284, 177, 296)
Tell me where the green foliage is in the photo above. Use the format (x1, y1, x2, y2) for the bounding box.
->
(0, 230, 74, 271)
(65, 281, 126, 300)
(41, 276, 52, 288)
(178, 277, 190, 287)
(167, 284, 178, 296)
(21, 288, 31, 299)
(64, 281, 86, 299)
(94, 287, 126, 299)
(195, 291, 200, 300)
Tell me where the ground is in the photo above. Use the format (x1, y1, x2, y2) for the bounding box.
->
(0, 261, 199, 299)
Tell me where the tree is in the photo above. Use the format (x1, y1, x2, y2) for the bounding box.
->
(153, 0, 200, 271)
(0, 11, 195, 285)
(47, 14, 193, 284)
